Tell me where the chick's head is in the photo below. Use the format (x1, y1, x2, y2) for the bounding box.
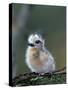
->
(28, 34, 45, 49)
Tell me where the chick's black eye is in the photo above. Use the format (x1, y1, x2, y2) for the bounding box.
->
(35, 40, 41, 44)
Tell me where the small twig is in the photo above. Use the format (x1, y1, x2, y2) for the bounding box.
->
(52, 66, 66, 74)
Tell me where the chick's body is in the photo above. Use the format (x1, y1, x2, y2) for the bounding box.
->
(26, 34, 55, 73)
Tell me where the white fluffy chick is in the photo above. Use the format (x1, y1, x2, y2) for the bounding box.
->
(25, 34, 55, 73)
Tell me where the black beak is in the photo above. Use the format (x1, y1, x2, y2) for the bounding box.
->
(28, 43, 35, 47)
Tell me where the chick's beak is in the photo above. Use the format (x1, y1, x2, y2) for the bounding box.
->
(28, 43, 35, 47)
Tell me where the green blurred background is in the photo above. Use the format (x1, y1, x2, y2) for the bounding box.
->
(12, 4, 66, 75)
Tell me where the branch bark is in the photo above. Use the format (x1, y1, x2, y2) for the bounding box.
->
(12, 67, 66, 86)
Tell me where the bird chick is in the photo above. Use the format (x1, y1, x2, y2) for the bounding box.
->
(25, 34, 55, 73)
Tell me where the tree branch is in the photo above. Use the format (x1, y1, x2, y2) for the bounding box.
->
(12, 67, 66, 86)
